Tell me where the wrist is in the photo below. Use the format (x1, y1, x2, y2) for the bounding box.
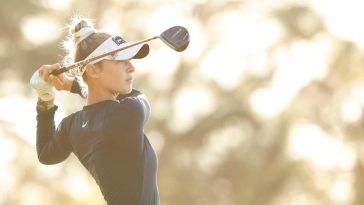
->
(39, 98, 54, 104)
(37, 98, 55, 111)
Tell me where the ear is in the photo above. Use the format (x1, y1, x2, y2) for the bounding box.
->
(84, 64, 102, 79)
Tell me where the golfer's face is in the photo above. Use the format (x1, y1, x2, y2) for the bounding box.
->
(100, 60, 135, 94)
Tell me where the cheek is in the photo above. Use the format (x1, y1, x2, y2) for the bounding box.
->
(111, 68, 124, 81)
(104, 68, 128, 89)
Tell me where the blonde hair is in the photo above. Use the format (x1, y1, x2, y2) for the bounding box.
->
(62, 16, 111, 79)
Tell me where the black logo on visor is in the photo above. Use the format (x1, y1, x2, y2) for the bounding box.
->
(112, 36, 126, 46)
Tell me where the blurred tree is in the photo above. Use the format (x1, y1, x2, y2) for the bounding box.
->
(1, 0, 364, 205)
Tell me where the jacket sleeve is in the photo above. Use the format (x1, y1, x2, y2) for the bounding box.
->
(70, 77, 87, 98)
(36, 105, 72, 165)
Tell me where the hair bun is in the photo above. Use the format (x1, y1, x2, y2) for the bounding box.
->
(69, 17, 96, 45)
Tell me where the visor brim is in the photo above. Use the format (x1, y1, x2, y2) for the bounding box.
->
(113, 43, 149, 61)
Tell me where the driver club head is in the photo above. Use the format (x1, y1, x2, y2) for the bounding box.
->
(159, 26, 190, 52)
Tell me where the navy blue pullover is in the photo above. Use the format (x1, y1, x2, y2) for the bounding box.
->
(36, 89, 160, 205)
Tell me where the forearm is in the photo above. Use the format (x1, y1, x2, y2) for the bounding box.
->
(36, 103, 58, 164)
(35, 102, 71, 165)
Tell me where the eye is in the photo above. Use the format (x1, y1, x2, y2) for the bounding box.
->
(119, 61, 126, 67)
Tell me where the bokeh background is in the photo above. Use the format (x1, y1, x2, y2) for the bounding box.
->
(1, 0, 364, 204)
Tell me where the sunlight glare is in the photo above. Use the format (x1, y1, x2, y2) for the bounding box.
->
(170, 85, 215, 133)
(21, 15, 61, 45)
(288, 123, 356, 171)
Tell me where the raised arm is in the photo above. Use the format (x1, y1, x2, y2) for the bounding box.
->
(36, 101, 72, 165)
(30, 64, 73, 165)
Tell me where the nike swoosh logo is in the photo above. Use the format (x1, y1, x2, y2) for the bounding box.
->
(82, 121, 88, 128)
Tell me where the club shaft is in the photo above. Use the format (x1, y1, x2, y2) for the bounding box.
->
(51, 36, 159, 75)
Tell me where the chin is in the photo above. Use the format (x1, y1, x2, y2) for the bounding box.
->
(118, 86, 132, 95)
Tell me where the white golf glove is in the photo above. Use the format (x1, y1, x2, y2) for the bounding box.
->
(30, 70, 55, 101)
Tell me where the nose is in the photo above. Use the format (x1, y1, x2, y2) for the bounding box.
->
(126, 61, 135, 73)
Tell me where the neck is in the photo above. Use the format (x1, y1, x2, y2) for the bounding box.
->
(86, 85, 117, 105)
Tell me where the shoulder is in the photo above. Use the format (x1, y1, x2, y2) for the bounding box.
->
(118, 89, 150, 111)
(116, 89, 142, 100)
(113, 97, 145, 118)
(110, 91, 150, 124)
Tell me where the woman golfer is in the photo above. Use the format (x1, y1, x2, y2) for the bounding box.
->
(30, 17, 160, 205)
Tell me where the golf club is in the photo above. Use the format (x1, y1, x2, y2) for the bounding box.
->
(50, 26, 189, 76)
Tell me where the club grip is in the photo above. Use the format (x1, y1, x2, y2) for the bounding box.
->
(50, 66, 68, 75)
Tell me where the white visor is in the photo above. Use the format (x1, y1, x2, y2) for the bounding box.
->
(74, 36, 149, 76)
